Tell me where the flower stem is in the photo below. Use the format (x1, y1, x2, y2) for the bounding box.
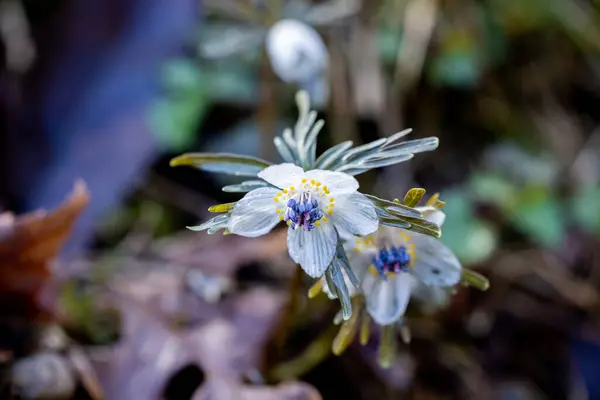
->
(274, 264, 304, 350)
(269, 324, 338, 381)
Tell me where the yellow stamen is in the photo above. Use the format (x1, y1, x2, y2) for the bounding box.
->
(328, 210, 333, 215)
(316, 181, 321, 186)
(302, 178, 307, 183)
(329, 198, 334, 202)
(315, 220, 321, 226)
(279, 215, 284, 220)
(310, 180, 315, 184)
(290, 186, 295, 191)
(283, 189, 288, 193)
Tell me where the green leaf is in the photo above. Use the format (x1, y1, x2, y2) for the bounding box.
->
(208, 202, 236, 213)
(571, 185, 600, 235)
(149, 58, 209, 151)
(377, 26, 403, 65)
(170, 153, 272, 177)
(470, 172, 518, 209)
(510, 185, 565, 246)
(461, 269, 490, 291)
(332, 298, 362, 356)
(328, 264, 352, 320)
(380, 217, 411, 229)
(187, 214, 230, 231)
(364, 194, 422, 218)
(403, 188, 426, 207)
(378, 325, 397, 369)
(404, 216, 442, 238)
(222, 180, 270, 193)
(439, 190, 498, 265)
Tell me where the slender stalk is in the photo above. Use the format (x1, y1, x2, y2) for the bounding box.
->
(274, 264, 304, 350)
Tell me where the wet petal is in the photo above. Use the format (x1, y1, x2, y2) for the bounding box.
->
(331, 192, 378, 236)
(363, 273, 416, 325)
(411, 234, 462, 286)
(416, 206, 446, 227)
(411, 281, 452, 310)
(287, 220, 337, 278)
(257, 163, 305, 188)
(304, 169, 358, 195)
(228, 187, 282, 237)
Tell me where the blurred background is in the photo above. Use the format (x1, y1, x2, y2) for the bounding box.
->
(1, 0, 600, 398)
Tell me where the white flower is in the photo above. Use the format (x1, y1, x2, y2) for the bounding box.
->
(227, 163, 378, 277)
(337, 207, 461, 325)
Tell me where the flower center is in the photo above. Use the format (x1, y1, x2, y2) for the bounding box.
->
(284, 192, 324, 231)
(273, 179, 335, 230)
(371, 246, 412, 278)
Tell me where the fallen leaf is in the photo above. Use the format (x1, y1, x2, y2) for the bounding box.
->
(87, 286, 321, 400)
(0, 180, 89, 320)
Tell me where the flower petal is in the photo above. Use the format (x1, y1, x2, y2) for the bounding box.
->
(411, 282, 452, 310)
(363, 273, 416, 325)
(411, 234, 462, 286)
(416, 206, 446, 227)
(331, 192, 379, 236)
(304, 169, 359, 194)
(257, 163, 305, 188)
(287, 221, 337, 278)
(228, 187, 281, 237)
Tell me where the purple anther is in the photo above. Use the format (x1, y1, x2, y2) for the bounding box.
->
(304, 199, 313, 212)
(373, 246, 412, 277)
(287, 198, 296, 207)
(298, 202, 306, 213)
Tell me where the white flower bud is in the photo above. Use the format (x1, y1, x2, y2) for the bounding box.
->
(265, 19, 328, 84)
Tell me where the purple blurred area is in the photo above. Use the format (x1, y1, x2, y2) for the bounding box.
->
(2, 0, 199, 255)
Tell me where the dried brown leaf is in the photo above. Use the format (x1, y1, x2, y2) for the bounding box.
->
(0, 180, 89, 320)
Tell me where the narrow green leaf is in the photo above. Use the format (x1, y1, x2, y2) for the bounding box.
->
(335, 243, 360, 289)
(170, 152, 271, 177)
(386, 204, 423, 218)
(273, 137, 296, 163)
(340, 138, 387, 162)
(426, 193, 446, 209)
(380, 217, 411, 229)
(379, 137, 439, 156)
(329, 264, 352, 320)
(382, 128, 413, 148)
(403, 188, 426, 207)
(338, 154, 414, 171)
(315, 141, 354, 169)
(365, 194, 422, 218)
(187, 214, 229, 231)
(378, 325, 396, 369)
(332, 299, 362, 356)
(308, 279, 324, 299)
(208, 202, 236, 213)
(304, 118, 325, 165)
(359, 312, 370, 345)
(404, 216, 442, 238)
(222, 180, 270, 193)
(461, 269, 490, 291)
